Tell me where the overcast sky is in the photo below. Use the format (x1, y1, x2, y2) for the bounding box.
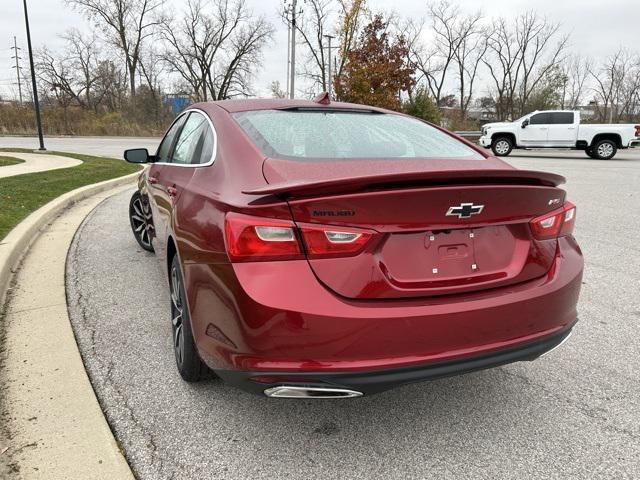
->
(0, 0, 636, 100)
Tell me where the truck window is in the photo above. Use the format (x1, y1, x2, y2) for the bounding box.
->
(550, 112, 574, 124)
(529, 113, 552, 125)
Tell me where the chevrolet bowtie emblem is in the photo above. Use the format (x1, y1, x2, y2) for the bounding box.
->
(446, 203, 484, 219)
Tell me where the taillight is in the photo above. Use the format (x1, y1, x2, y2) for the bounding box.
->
(224, 213, 374, 262)
(530, 202, 576, 240)
(224, 213, 303, 261)
(298, 224, 373, 259)
(635, 125, 640, 137)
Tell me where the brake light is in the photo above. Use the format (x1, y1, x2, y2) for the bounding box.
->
(635, 125, 640, 137)
(224, 213, 374, 262)
(530, 202, 576, 240)
(224, 213, 303, 261)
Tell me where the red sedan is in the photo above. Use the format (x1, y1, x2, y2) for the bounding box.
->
(125, 97, 583, 398)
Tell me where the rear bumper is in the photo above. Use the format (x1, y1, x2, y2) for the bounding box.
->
(187, 236, 583, 376)
(215, 324, 576, 396)
(628, 139, 640, 148)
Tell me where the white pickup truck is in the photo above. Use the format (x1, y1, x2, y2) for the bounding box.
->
(479, 110, 640, 159)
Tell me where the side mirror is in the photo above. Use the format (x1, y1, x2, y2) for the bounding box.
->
(521, 119, 530, 129)
(124, 148, 151, 163)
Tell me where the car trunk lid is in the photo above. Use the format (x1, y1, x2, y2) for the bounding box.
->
(250, 158, 566, 299)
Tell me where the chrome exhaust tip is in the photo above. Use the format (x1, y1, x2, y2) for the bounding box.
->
(264, 385, 363, 399)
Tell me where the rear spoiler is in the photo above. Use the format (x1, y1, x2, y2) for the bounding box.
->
(242, 169, 566, 197)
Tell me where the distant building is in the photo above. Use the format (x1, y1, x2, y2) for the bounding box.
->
(165, 94, 191, 116)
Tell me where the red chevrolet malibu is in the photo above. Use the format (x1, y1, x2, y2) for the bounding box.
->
(125, 97, 583, 398)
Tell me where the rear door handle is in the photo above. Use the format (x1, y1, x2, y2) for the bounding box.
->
(167, 186, 178, 197)
(148, 176, 159, 184)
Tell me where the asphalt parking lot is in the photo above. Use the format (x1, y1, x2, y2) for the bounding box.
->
(59, 145, 640, 479)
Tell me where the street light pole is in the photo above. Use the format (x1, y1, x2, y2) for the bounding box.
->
(22, 0, 46, 151)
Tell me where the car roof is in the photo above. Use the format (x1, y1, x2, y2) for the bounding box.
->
(209, 98, 391, 114)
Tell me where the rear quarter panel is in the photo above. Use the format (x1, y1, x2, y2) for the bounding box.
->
(577, 124, 636, 144)
(169, 104, 296, 361)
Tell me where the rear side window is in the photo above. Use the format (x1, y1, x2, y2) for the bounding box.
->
(157, 114, 186, 162)
(233, 110, 483, 160)
(195, 126, 215, 165)
(530, 113, 552, 125)
(551, 112, 574, 124)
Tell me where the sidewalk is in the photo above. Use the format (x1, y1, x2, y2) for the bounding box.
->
(0, 152, 82, 179)
(0, 186, 135, 479)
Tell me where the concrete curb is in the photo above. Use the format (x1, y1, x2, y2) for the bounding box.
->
(0, 170, 140, 304)
(1, 176, 140, 479)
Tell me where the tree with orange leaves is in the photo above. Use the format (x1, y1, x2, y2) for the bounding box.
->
(334, 15, 415, 110)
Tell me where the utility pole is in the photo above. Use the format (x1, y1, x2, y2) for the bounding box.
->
(285, 2, 291, 95)
(289, 0, 297, 99)
(22, 0, 46, 151)
(323, 34, 335, 99)
(11, 36, 24, 104)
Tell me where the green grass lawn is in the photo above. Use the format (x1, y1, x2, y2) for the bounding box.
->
(0, 148, 141, 239)
(0, 155, 25, 167)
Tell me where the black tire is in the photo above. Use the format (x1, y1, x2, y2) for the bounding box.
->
(129, 191, 154, 252)
(491, 136, 513, 156)
(591, 139, 617, 160)
(585, 147, 597, 159)
(169, 255, 206, 382)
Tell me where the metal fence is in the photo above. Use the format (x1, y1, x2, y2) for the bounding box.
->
(454, 131, 481, 138)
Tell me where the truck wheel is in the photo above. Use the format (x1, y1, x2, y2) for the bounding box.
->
(491, 137, 513, 156)
(585, 148, 597, 159)
(592, 139, 617, 160)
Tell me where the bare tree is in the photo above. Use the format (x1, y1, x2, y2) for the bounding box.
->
(93, 59, 128, 111)
(66, 0, 165, 97)
(516, 13, 568, 114)
(483, 17, 518, 119)
(282, 0, 333, 93)
(484, 12, 568, 119)
(37, 46, 78, 131)
(216, 17, 274, 98)
(617, 54, 640, 121)
(406, 1, 459, 107)
(139, 46, 164, 99)
(590, 48, 640, 122)
(589, 49, 626, 122)
(452, 11, 487, 119)
(160, 0, 273, 101)
(559, 55, 591, 110)
(36, 30, 105, 111)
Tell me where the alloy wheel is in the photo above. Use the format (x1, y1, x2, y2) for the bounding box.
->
(170, 265, 185, 367)
(597, 142, 614, 159)
(495, 140, 510, 155)
(130, 196, 152, 250)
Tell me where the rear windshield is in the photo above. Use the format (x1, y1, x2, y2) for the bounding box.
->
(233, 109, 483, 161)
